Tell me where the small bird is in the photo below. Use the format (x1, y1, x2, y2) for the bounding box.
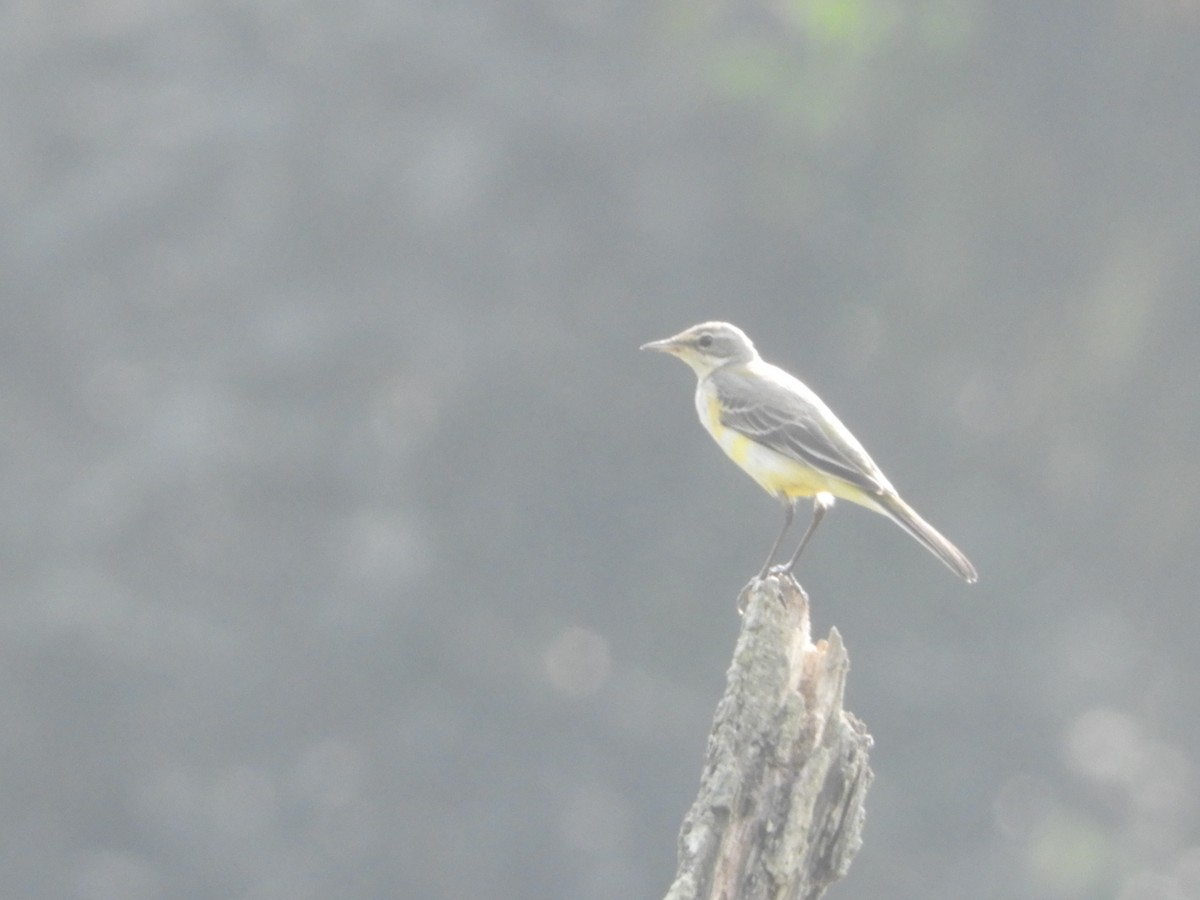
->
(642, 321, 977, 583)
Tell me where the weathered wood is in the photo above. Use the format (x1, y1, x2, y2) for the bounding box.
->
(664, 574, 873, 900)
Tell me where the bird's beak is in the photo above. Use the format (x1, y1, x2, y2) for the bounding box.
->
(640, 336, 681, 354)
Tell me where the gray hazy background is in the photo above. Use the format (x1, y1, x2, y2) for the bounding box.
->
(5, 1, 1200, 898)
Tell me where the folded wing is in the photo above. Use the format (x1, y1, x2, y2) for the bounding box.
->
(713, 367, 891, 498)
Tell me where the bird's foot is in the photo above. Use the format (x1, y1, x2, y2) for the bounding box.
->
(767, 562, 798, 580)
(736, 566, 798, 609)
(764, 565, 802, 601)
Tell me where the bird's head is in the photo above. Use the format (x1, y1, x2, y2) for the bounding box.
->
(640, 321, 758, 377)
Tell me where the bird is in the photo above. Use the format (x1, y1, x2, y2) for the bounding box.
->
(641, 321, 977, 583)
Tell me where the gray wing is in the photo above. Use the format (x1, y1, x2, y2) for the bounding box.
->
(713, 367, 889, 496)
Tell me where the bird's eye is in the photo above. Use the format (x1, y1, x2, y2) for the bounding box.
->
(698, 333, 713, 349)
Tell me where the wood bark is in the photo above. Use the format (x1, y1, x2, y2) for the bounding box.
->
(663, 574, 873, 900)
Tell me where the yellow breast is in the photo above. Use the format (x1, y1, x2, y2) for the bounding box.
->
(697, 387, 835, 499)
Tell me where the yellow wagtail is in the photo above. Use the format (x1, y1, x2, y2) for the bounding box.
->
(641, 321, 977, 583)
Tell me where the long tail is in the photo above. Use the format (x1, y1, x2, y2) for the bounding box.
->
(878, 493, 978, 583)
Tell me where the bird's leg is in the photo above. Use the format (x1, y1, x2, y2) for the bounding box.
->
(781, 492, 835, 574)
(756, 496, 796, 579)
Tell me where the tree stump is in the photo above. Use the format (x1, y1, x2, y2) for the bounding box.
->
(663, 574, 873, 900)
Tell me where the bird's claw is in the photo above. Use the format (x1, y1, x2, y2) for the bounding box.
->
(736, 583, 754, 615)
(767, 564, 800, 584)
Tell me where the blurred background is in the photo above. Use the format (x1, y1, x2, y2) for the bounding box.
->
(4, 0, 1199, 897)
